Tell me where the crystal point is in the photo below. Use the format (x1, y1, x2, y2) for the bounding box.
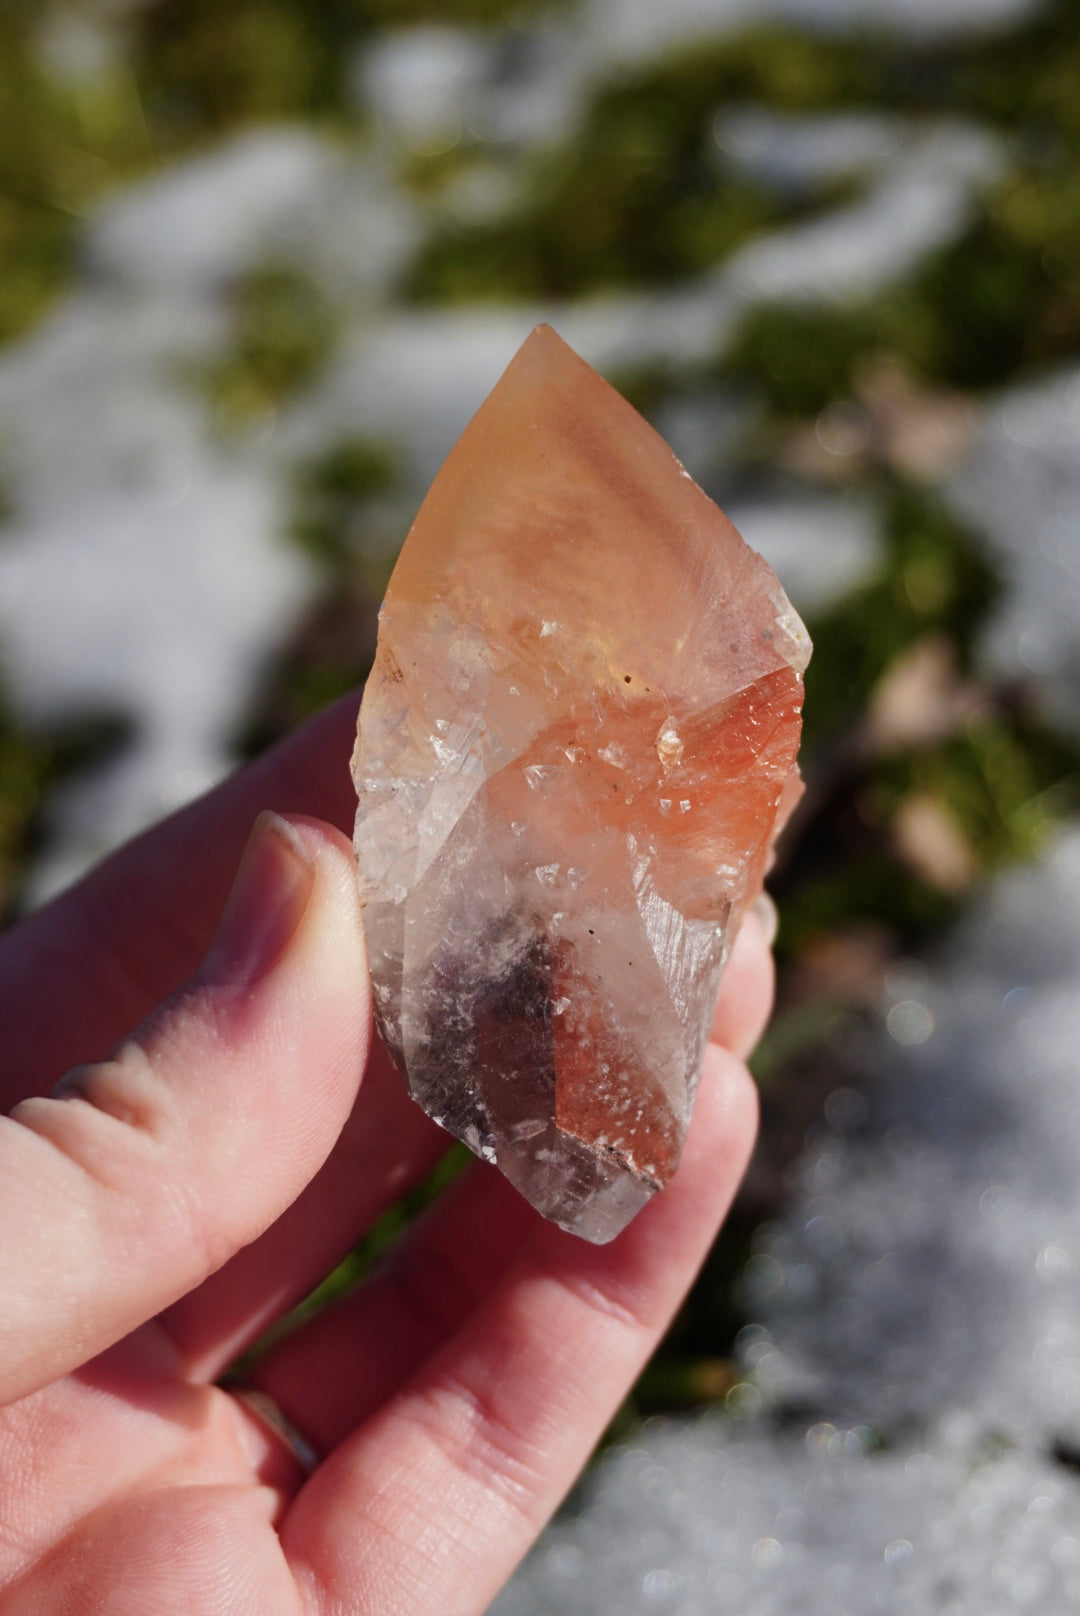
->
(352, 325, 809, 1242)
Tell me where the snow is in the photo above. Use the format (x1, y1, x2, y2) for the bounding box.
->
(726, 125, 1001, 306)
(88, 129, 341, 292)
(725, 494, 883, 615)
(947, 364, 1080, 733)
(497, 831, 1080, 1613)
(586, 0, 1038, 66)
(495, 1423, 1080, 1615)
(713, 109, 905, 193)
(0, 278, 314, 902)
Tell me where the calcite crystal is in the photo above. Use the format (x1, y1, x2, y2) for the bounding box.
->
(352, 326, 809, 1243)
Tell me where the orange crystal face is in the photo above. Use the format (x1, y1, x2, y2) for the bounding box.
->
(352, 325, 810, 1242)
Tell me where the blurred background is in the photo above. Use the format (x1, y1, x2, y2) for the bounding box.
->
(3, 0, 1080, 1607)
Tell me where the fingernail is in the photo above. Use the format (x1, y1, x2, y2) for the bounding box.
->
(201, 812, 316, 989)
(750, 890, 779, 948)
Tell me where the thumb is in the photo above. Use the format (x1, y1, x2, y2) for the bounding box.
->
(0, 812, 370, 1406)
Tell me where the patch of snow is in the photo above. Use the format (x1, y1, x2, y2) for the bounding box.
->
(358, 27, 496, 153)
(726, 124, 1002, 305)
(354, 22, 590, 153)
(496, 1421, 1080, 1616)
(648, 393, 748, 489)
(497, 828, 1080, 1613)
(0, 287, 315, 902)
(948, 363, 1080, 732)
(588, 0, 1039, 66)
(743, 830, 1080, 1449)
(87, 128, 344, 291)
(726, 494, 883, 615)
(293, 157, 422, 305)
(713, 109, 904, 192)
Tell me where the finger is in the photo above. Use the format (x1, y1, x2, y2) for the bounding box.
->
(247, 933, 774, 1446)
(711, 896, 776, 1058)
(0, 693, 359, 1107)
(249, 1164, 538, 1456)
(282, 1047, 758, 1616)
(0, 813, 369, 1407)
(162, 1043, 448, 1379)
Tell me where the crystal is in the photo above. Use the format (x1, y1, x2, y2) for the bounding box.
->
(352, 326, 810, 1242)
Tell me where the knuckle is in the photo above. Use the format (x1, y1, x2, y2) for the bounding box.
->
(55, 1040, 161, 1135)
(14, 1040, 166, 1200)
(534, 1243, 661, 1336)
(415, 1367, 551, 1527)
(13, 1023, 226, 1280)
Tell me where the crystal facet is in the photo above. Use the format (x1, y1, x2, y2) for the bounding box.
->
(352, 326, 810, 1242)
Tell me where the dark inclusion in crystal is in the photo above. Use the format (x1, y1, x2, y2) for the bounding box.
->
(401, 917, 683, 1243)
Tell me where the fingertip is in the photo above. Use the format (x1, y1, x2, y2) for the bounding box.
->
(278, 812, 356, 869)
(270, 812, 369, 1003)
(710, 903, 776, 1059)
(693, 1041, 760, 1178)
(198, 811, 316, 993)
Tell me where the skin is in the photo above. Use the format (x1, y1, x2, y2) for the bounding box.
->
(0, 693, 769, 1615)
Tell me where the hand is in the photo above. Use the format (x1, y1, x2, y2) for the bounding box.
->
(0, 694, 769, 1614)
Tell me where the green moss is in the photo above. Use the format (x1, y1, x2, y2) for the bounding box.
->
(777, 711, 1080, 961)
(766, 475, 1079, 962)
(592, 27, 879, 125)
(362, 0, 565, 23)
(722, 183, 1080, 411)
(750, 997, 851, 1084)
(0, 12, 149, 344)
(130, 0, 354, 137)
(799, 482, 999, 752)
(780, 852, 960, 957)
(0, 0, 552, 350)
(0, 703, 133, 923)
(725, 304, 886, 418)
(0, 706, 51, 920)
(762, 487, 1074, 958)
(875, 713, 1080, 872)
(397, 141, 492, 201)
(199, 264, 338, 427)
(131, 0, 573, 143)
(919, 0, 1080, 140)
(233, 614, 374, 763)
(291, 436, 399, 571)
(409, 180, 779, 302)
(231, 435, 400, 760)
(901, 175, 1080, 389)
